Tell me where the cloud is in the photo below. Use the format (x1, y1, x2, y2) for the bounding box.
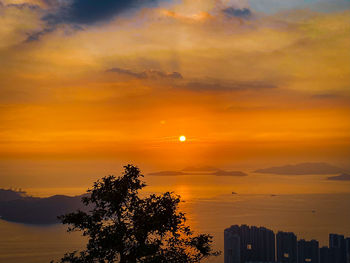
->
(1, 0, 349, 166)
(25, 26, 56, 42)
(43, 0, 163, 25)
(222, 7, 252, 18)
(249, 0, 350, 14)
(327, 173, 350, 181)
(179, 81, 276, 92)
(106, 68, 275, 92)
(0, 1, 45, 46)
(311, 93, 340, 99)
(22, 0, 166, 41)
(106, 67, 183, 80)
(4, 2, 41, 10)
(254, 162, 346, 175)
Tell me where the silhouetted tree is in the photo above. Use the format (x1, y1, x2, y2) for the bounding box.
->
(53, 165, 219, 263)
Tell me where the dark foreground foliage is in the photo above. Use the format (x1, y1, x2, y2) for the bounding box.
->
(52, 165, 219, 263)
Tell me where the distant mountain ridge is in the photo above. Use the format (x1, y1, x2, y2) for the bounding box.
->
(0, 189, 26, 202)
(0, 189, 85, 224)
(327, 173, 350, 181)
(148, 171, 188, 176)
(254, 162, 346, 175)
(148, 167, 247, 177)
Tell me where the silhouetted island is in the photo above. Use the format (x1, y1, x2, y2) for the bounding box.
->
(327, 173, 350, 181)
(0, 188, 26, 202)
(254, 162, 346, 175)
(0, 189, 85, 224)
(148, 167, 247, 177)
(148, 171, 188, 176)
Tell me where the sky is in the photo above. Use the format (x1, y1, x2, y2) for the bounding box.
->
(0, 0, 350, 189)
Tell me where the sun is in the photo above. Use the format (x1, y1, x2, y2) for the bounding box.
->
(179, 135, 186, 142)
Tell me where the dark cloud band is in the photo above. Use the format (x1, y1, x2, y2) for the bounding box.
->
(43, 0, 162, 25)
(222, 7, 252, 18)
(107, 67, 183, 80)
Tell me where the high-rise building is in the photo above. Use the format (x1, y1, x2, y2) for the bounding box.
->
(345, 238, 350, 263)
(330, 234, 347, 263)
(224, 227, 241, 263)
(297, 239, 319, 263)
(225, 225, 349, 263)
(258, 226, 276, 262)
(320, 246, 332, 263)
(224, 225, 275, 263)
(277, 231, 298, 263)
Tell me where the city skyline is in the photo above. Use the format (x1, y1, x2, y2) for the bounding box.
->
(225, 224, 350, 263)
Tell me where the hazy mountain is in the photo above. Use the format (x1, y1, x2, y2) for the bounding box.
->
(0, 191, 86, 224)
(254, 162, 345, 175)
(148, 169, 247, 177)
(212, 170, 247, 177)
(0, 189, 26, 202)
(327, 173, 350, 181)
(148, 171, 188, 176)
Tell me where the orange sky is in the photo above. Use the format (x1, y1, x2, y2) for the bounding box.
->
(0, 0, 349, 189)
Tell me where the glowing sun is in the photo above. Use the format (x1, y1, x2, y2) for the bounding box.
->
(179, 135, 186, 142)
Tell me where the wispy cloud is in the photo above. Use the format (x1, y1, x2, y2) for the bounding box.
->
(106, 67, 183, 80)
(178, 81, 276, 92)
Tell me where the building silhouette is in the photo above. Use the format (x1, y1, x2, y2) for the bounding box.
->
(224, 225, 350, 263)
(297, 239, 319, 263)
(225, 227, 241, 263)
(330, 234, 347, 263)
(346, 238, 350, 263)
(277, 231, 297, 263)
(320, 246, 338, 263)
(224, 225, 275, 263)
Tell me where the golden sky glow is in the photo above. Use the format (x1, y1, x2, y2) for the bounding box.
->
(0, 0, 350, 189)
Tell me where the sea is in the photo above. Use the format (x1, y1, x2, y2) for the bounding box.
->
(1, 173, 350, 263)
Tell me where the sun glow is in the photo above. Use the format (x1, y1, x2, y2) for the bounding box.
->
(179, 135, 186, 142)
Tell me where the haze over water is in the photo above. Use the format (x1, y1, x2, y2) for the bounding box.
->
(1, 171, 349, 263)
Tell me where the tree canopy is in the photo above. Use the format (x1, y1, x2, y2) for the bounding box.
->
(53, 164, 219, 263)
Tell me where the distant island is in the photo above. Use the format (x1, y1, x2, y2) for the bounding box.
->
(0, 189, 85, 224)
(327, 173, 350, 181)
(0, 188, 26, 202)
(148, 171, 188, 176)
(212, 170, 247, 177)
(254, 162, 346, 175)
(148, 166, 247, 177)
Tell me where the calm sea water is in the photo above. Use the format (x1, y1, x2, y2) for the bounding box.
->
(1, 173, 350, 263)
